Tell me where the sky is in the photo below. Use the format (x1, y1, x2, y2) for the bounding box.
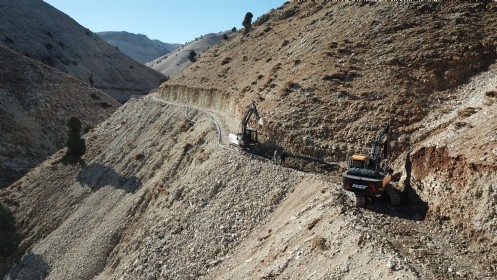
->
(43, 0, 286, 44)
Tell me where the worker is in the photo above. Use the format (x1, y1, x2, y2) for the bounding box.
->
(274, 148, 282, 165)
(281, 150, 286, 165)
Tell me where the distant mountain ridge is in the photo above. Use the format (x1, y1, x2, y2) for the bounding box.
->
(97, 31, 181, 64)
(147, 32, 229, 78)
(0, 45, 119, 189)
(0, 0, 165, 102)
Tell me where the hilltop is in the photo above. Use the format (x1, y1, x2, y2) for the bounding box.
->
(97, 31, 180, 64)
(1, 1, 497, 279)
(147, 32, 229, 78)
(0, 45, 119, 189)
(0, 0, 165, 102)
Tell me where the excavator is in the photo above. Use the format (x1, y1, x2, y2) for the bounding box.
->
(229, 101, 267, 149)
(342, 122, 399, 206)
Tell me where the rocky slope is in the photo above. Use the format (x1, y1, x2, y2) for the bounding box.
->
(1, 1, 497, 280)
(97, 31, 180, 64)
(0, 45, 119, 189)
(0, 0, 165, 102)
(147, 32, 229, 78)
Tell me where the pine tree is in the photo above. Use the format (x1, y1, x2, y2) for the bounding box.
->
(188, 50, 197, 62)
(242, 12, 254, 33)
(62, 116, 86, 164)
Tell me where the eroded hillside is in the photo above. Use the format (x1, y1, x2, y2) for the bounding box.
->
(147, 33, 229, 78)
(0, 45, 119, 189)
(0, 0, 165, 102)
(169, 1, 497, 162)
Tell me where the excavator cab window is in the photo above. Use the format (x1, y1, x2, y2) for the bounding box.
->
(350, 155, 367, 168)
(351, 159, 364, 168)
(247, 129, 258, 142)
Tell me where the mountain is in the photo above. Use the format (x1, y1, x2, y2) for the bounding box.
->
(0, 0, 165, 102)
(2, 1, 497, 279)
(97, 31, 180, 64)
(0, 44, 119, 188)
(147, 32, 229, 78)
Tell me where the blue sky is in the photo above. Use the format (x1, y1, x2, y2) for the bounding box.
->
(43, 0, 286, 44)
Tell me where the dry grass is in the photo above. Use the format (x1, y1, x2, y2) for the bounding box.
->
(311, 236, 327, 250)
(457, 107, 480, 118)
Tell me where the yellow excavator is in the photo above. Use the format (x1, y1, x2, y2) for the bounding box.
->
(342, 122, 399, 206)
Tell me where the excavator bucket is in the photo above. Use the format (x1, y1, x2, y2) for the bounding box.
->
(258, 117, 267, 127)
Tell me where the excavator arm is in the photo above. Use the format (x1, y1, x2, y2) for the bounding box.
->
(229, 101, 266, 147)
(369, 122, 390, 169)
(240, 101, 264, 135)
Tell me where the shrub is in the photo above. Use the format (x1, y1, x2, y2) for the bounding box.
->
(62, 116, 86, 164)
(231, 27, 237, 32)
(242, 12, 254, 33)
(3, 36, 14, 44)
(89, 73, 94, 86)
(188, 50, 197, 62)
(89, 92, 101, 100)
(100, 102, 112, 108)
(223, 34, 229, 40)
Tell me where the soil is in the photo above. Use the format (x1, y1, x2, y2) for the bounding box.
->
(1, 1, 497, 279)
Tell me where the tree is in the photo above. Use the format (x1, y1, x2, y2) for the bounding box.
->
(188, 50, 197, 62)
(62, 116, 86, 164)
(242, 12, 254, 34)
(0, 202, 19, 258)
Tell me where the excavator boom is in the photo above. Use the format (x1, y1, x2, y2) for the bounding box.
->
(229, 101, 266, 148)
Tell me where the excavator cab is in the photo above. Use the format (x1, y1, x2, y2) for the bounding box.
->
(245, 128, 258, 143)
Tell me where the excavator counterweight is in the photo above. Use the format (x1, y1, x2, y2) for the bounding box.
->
(342, 122, 398, 206)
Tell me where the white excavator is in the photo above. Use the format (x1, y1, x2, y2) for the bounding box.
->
(229, 101, 267, 148)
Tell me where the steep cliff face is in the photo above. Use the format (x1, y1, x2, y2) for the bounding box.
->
(169, 1, 497, 162)
(97, 31, 180, 64)
(0, 45, 119, 189)
(0, 0, 165, 102)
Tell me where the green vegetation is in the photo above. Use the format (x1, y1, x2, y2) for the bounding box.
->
(188, 50, 197, 62)
(62, 116, 86, 164)
(89, 73, 94, 86)
(0, 202, 19, 258)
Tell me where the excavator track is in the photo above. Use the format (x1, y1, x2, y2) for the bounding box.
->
(354, 194, 366, 206)
(385, 184, 400, 206)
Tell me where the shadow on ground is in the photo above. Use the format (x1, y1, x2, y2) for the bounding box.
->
(245, 141, 340, 173)
(363, 185, 429, 221)
(4, 253, 50, 280)
(0, 201, 21, 278)
(77, 163, 142, 193)
(363, 154, 428, 221)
